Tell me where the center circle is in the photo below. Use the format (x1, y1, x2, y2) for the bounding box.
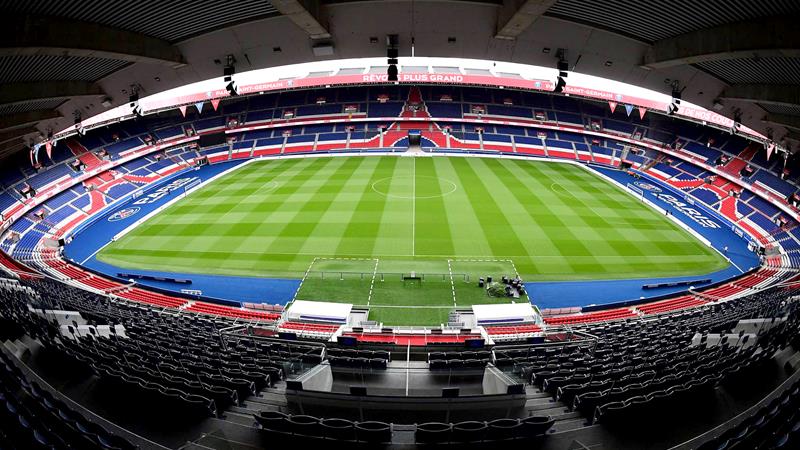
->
(371, 175, 458, 199)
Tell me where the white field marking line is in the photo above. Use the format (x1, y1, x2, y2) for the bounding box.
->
(370, 176, 457, 199)
(412, 156, 416, 257)
(449, 258, 516, 262)
(550, 181, 607, 218)
(726, 257, 745, 274)
(507, 259, 520, 278)
(318, 257, 377, 261)
(367, 258, 379, 306)
(584, 165, 742, 272)
(447, 259, 457, 306)
(352, 304, 456, 308)
(405, 343, 411, 396)
(292, 256, 318, 302)
(79, 159, 256, 265)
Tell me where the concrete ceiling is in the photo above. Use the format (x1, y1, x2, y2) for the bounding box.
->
(2, 0, 799, 157)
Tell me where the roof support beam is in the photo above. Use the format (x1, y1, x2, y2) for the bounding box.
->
(0, 127, 36, 146)
(763, 114, 800, 133)
(495, 0, 557, 40)
(0, 81, 105, 107)
(784, 130, 800, 143)
(642, 16, 800, 69)
(718, 84, 800, 107)
(0, 110, 62, 131)
(0, 139, 26, 160)
(0, 15, 186, 68)
(270, 0, 331, 40)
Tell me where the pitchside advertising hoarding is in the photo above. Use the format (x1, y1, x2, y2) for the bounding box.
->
(56, 57, 766, 143)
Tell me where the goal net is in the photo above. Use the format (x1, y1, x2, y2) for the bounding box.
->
(626, 183, 644, 200)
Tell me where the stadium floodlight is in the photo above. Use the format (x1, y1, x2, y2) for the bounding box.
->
(554, 76, 566, 93)
(73, 111, 85, 136)
(387, 64, 398, 82)
(667, 102, 679, 115)
(387, 38, 399, 82)
(224, 55, 238, 96)
(667, 81, 683, 116)
(226, 79, 239, 96)
(553, 50, 569, 93)
(557, 60, 569, 78)
(129, 87, 142, 117)
(671, 85, 682, 105)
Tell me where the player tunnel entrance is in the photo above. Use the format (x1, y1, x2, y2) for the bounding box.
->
(408, 130, 421, 146)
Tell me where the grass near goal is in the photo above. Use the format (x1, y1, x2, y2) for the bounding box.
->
(293, 257, 522, 326)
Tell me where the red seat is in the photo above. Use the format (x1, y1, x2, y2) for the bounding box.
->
(544, 308, 635, 325)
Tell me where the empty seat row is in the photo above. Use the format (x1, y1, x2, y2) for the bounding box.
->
(0, 350, 137, 450)
(428, 350, 491, 362)
(254, 410, 554, 445)
(429, 358, 487, 370)
(328, 355, 387, 370)
(415, 416, 555, 444)
(254, 410, 392, 444)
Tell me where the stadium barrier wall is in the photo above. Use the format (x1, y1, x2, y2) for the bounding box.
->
(108, 159, 255, 243)
(59, 149, 761, 313)
(579, 266, 760, 313)
(66, 169, 194, 240)
(73, 262, 242, 308)
(634, 170, 760, 246)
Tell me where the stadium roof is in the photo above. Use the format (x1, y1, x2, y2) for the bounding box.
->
(2, 0, 799, 157)
(59, 56, 767, 145)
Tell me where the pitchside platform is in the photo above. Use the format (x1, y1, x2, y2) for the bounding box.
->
(284, 299, 539, 330)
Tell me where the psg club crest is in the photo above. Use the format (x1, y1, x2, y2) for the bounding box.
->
(108, 207, 140, 222)
(633, 181, 662, 193)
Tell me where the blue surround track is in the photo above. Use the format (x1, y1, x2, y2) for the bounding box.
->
(63, 160, 300, 305)
(525, 165, 760, 310)
(62, 155, 759, 310)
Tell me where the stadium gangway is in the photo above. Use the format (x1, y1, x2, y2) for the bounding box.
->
(667, 365, 800, 450)
(219, 323, 329, 372)
(491, 328, 599, 364)
(1, 342, 171, 450)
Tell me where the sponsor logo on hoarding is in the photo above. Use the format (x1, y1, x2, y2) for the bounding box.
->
(108, 207, 140, 222)
(656, 194, 720, 229)
(132, 177, 199, 205)
(633, 181, 662, 193)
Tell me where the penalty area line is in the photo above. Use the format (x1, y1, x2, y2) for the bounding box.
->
(447, 259, 456, 307)
(412, 157, 416, 257)
(351, 304, 457, 309)
(367, 258, 379, 306)
(292, 257, 318, 302)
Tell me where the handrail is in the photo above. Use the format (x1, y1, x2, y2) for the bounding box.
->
(0, 341, 170, 450)
(669, 364, 800, 450)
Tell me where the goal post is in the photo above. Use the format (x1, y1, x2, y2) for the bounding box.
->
(626, 183, 644, 201)
(182, 178, 202, 197)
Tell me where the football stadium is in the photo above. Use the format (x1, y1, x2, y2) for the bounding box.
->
(0, 2, 799, 449)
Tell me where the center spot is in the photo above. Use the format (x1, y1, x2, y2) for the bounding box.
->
(371, 176, 458, 199)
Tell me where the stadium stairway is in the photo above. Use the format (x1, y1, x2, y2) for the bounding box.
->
(719, 145, 757, 178)
(400, 86, 430, 119)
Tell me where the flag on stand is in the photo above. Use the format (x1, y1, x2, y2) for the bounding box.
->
(624, 104, 634, 117)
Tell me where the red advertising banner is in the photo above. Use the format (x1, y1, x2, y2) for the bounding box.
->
(61, 70, 767, 143)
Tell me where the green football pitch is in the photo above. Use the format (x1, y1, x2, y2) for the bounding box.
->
(98, 155, 728, 325)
